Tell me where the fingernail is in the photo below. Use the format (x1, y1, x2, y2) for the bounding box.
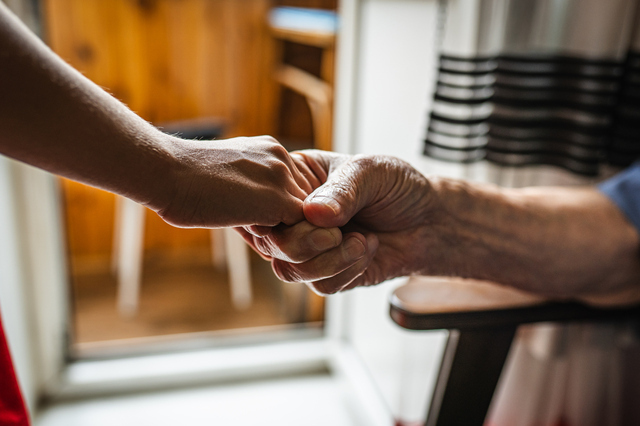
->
(309, 228, 340, 251)
(344, 237, 366, 261)
(308, 195, 341, 216)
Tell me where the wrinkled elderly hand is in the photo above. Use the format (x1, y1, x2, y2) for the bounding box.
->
(239, 150, 640, 304)
(237, 150, 449, 295)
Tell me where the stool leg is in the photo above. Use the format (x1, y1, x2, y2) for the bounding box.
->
(307, 98, 333, 152)
(116, 198, 146, 317)
(211, 228, 227, 270)
(280, 281, 307, 323)
(426, 327, 516, 426)
(223, 228, 252, 310)
(111, 195, 122, 275)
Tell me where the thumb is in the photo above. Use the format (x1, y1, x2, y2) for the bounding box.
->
(303, 157, 376, 228)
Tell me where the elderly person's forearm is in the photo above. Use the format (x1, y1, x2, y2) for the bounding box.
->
(426, 179, 640, 303)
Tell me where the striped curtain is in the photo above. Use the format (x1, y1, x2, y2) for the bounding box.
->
(424, 0, 640, 176)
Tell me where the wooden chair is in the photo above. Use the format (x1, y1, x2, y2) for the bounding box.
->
(389, 276, 640, 426)
(268, 7, 338, 151)
(112, 118, 252, 317)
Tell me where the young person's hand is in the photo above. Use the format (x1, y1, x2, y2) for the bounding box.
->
(152, 136, 322, 228)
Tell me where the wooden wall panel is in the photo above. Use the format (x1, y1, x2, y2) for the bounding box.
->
(44, 0, 284, 258)
(276, 0, 337, 9)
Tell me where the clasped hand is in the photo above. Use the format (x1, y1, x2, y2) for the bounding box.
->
(236, 150, 441, 295)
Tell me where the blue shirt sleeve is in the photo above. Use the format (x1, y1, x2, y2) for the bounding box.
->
(599, 162, 640, 232)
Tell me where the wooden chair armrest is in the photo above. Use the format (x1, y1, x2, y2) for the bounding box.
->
(390, 276, 640, 331)
(274, 65, 332, 106)
(269, 26, 335, 48)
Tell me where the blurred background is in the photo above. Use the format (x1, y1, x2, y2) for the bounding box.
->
(44, 0, 337, 353)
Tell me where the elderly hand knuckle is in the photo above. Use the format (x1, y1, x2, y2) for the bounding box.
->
(267, 142, 288, 157)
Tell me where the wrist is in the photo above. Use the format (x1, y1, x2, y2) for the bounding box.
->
(414, 177, 469, 278)
(136, 132, 183, 214)
(417, 177, 513, 280)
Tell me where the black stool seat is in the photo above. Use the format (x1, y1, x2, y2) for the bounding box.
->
(157, 117, 226, 140)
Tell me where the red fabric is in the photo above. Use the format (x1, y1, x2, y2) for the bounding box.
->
(0, 313, 30, 426)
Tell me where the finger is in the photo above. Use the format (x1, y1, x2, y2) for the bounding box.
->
(291, 152, 324, 190)
(271, 232, 370, 283)
(301, 155, 381, 228)
(235, 135, 309, 206)
(291, 150, 345, 183)
(244, 225, 273, 237)
(308, 263, 366, 295)
(338, 275, 366, 292)
(274, 148, 314, 199)
(256, 137, 310, 203)
(287, 175, 311, 201)
(289, 158, 315, 196)
(234, 227, 272, 261)
(307, 233, 379, 294)
(278, 195, 306, 226)
(255, 221, 342, 263)
(234, 227, 254, 245)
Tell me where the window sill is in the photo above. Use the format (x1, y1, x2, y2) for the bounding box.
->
(50, 337, 331, 400)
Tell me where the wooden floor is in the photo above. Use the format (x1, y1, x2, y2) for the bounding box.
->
(69, 248, 323, 348)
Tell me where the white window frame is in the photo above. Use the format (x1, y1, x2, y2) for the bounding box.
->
(16, 1, 391, 424)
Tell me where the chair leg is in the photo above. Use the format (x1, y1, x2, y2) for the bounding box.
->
(426, 327, 517, 426)
(116, 197, 146, 317)
(307, 98, 333, 152)
(223, 228, 252, 310)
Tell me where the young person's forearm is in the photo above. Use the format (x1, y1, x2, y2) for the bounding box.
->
(428, 178, 640, 302)
(0, 4, 313, 229)
(0, 3, 174, 207)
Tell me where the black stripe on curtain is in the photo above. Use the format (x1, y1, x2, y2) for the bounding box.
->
(424, 53, 640, 175)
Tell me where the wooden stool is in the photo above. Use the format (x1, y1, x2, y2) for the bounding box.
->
(112, 118, 253, 317)
(389, 276, 640, 426)
(268, 7, 338, 151)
